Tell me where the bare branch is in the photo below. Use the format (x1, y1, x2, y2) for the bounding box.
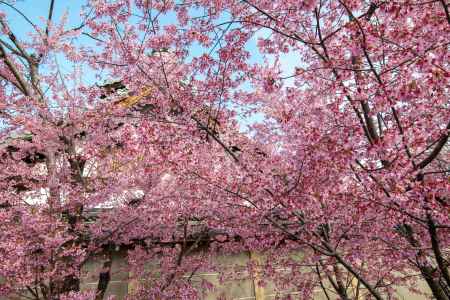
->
(416, 121, 450, 170)
(0, 42, 30, 95)
(440, 0, 450, 25)
(45, 0, 56, 38)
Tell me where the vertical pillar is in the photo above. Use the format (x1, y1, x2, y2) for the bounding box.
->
(250, 251, 265, 300)
(127, 271, 138, 297)
(351, 277, 363, 300)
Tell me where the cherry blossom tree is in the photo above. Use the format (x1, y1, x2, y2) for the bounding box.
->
(171, 1, 449, 299)
(0, 0, 448, 300)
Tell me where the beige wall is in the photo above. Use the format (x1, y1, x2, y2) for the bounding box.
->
(80, 250, 432, 300)
(0, 250, 431, 299)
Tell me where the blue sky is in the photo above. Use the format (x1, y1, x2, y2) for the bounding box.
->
(1, 0, 300, 131)
(4, 1, 86, 39)
(3, 0, 299, 77)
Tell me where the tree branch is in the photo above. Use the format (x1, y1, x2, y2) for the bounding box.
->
(0, 42, 30, 95)
(427, 214, 450, 288)
(440, 0, 450, 25)
(45, 0, 56, 38)
(416, 121, 450, 170)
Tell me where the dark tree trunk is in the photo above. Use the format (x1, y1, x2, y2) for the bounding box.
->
(95, 250, 113, 300)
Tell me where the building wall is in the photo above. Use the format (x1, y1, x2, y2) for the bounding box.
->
(80, 250, 432, 300)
